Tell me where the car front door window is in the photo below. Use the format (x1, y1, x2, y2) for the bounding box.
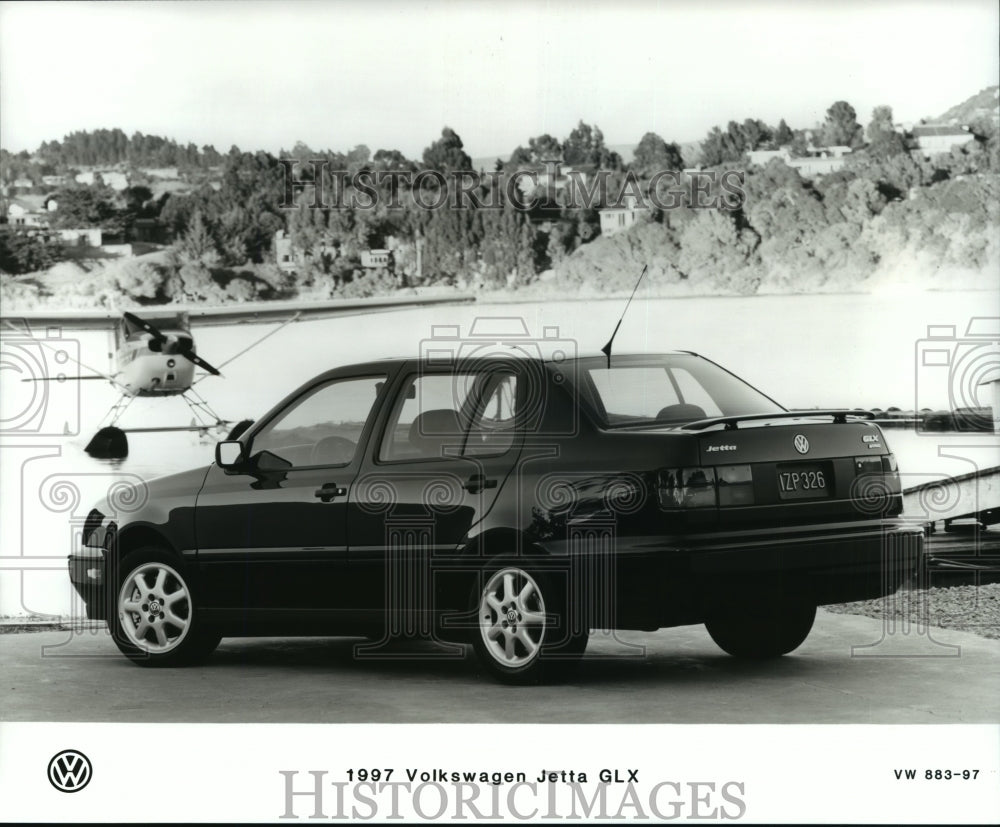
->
(251, 375, 386, 467)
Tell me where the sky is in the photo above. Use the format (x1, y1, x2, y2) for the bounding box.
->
(1, 0, 998, 161)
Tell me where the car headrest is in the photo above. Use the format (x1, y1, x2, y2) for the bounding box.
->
(409, 409, 463, 455)
(656, 403, 707, 422)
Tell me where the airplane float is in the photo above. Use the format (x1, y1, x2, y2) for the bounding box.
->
(1, 294, 474, 459)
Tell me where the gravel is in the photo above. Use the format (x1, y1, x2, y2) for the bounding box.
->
(826, 583, 1000, 640)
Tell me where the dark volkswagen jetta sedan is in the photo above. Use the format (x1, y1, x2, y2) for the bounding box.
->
(71, 352, 923, 682)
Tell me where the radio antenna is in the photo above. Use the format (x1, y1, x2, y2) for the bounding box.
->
(601, 264, 648, 368)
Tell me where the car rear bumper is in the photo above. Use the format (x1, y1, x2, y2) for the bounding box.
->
(685, 521, 925, 604)
(592, 518, 927, 628)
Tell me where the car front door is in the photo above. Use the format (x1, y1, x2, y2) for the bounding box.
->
(194, 371, 389, 620)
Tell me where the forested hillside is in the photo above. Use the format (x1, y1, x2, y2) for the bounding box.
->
(2, 89, 997, 307)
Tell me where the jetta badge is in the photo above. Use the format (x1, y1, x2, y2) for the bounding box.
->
(794, 434, 810, 454)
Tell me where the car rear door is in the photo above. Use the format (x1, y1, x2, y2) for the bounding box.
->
(347, 363, 525, 624)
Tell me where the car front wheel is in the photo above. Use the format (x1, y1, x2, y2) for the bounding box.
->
(471, 563, 588, 684)
(110, 547, 221, 667)
(705, 597, 816, 659)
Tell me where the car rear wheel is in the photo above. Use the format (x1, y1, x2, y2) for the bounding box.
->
(110, 547, 221, 667)
(705, 597, 816, 659)
(471, 563, 588, 684)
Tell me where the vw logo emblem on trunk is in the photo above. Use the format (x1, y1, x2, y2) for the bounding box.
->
(793, 434, 810, 454)
(48, 749, 92, 793)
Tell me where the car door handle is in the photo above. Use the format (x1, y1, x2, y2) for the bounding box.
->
(463, 473, 497, 494)
(314, 483, 348, 502)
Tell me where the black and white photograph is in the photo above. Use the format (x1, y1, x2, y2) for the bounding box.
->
(1, 0, 998, 822)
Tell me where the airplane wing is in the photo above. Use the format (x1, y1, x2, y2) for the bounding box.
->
(0, 293, 475, 331)
(120, 423, 230, 434)
(182, 293, 475, 326)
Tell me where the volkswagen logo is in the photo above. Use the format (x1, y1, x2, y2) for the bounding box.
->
(793, 434, 810, 454)
(47, 749, 92, 793)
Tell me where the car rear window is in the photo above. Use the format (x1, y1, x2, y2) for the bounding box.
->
(583, 357, 783, 427)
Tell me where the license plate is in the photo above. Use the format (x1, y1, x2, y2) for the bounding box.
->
(777, 463, 831, 500)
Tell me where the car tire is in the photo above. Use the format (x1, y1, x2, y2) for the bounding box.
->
(109, 547, 221, 667)
(471, 561, 588, 684)
(705, 597, 816, 659)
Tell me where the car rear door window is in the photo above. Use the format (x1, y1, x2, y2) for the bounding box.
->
(465, 371, 518, 456)
(379, 371, 520, 461)
(379, 374, 475, 461)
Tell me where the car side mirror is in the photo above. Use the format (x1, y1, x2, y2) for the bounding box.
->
(253, 449, 292, 473)
(216, 440, 245, 469)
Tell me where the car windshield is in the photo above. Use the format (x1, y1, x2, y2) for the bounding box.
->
(579, 355, 784, 428)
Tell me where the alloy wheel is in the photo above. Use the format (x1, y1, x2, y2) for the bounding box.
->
(478, 567, 547, 667)
(117, 562, 192, 653)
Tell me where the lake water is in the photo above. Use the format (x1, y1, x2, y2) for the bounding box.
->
(2, 289, 997, 616)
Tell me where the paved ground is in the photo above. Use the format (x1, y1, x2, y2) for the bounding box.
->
(2, 610, 997, 723)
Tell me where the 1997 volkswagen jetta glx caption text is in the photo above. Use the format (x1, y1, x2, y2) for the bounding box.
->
(69, 349, 924, 682)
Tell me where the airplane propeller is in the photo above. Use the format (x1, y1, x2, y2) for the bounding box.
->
(182, 351, 222, 377)
(123, 311, 221, 376)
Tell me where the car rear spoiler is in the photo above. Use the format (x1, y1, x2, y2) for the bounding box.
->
(682, 409, 877, 431)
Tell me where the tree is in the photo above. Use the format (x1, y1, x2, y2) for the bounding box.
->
(112, 260, 165, 299)
(867, 105, 894, 143)
(0, 228, 64, 274)
(48, 187, 122, 233)
(866, 105, 908, 159)
(821, 101, 864, 148)
(774, 119, 794, 147)
(345, 144, 371, 175)
(700, 122, 749, 166)
(741, 119, 772, 152)
(678, 210, 759, 281)
(839, 178, 887, 225)
(372, 149, 416, 173)
(788, 129, 811, 157)
(631, 132, 684, 178)
(176, 210, 217, 263)
(562, 121, 622, 169)
(528, 133, 563, 162)
(507, 146, 533, 166)
(422, 127, 472, 172)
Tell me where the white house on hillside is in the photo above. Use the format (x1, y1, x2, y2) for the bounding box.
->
(599, 195, 648, 237)
(912, 124, 976, 157)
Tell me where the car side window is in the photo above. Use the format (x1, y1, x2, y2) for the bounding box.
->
(465, 371, 518, 456)
(250, 375, 385, 468)
(379, 373, 476, 462)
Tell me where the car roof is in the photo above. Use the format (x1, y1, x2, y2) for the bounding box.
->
(347, 351, 697, 369)
(290, 352, 704, 395)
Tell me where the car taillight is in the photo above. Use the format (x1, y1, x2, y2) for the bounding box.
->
(657, 465, 757, 509)
(854, 456, 882, 476)
(717, 464, 755, 506)
(882, 453, 901, 493)
(658, 467, 716, 508)
(853, 453, 902, 506)
(855, 454, 900, 484)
